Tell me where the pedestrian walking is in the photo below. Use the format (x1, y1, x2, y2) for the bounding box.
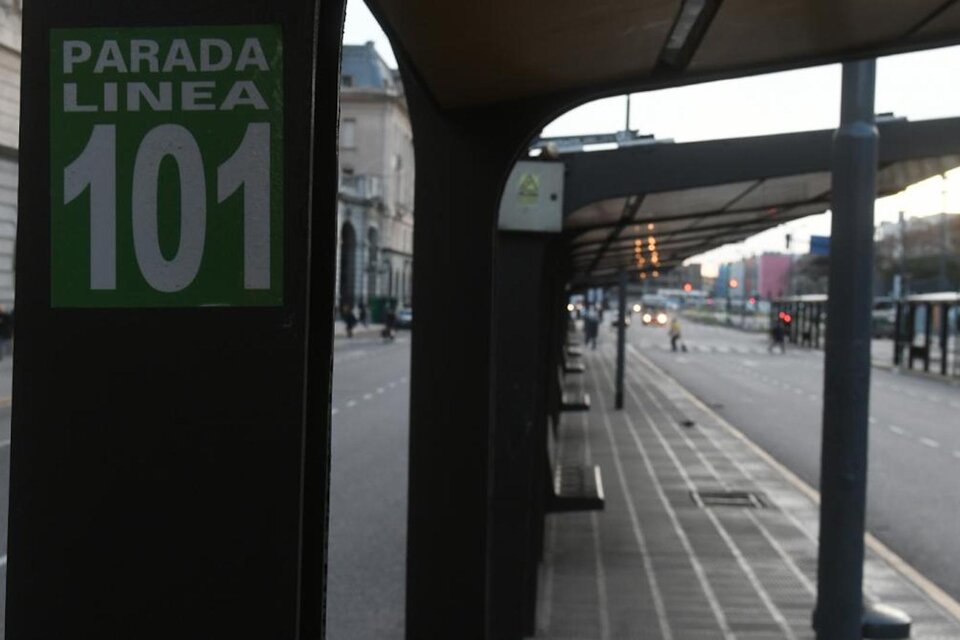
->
(668, 316, 686, 352)
(584, 305, 599, 349)
(343, 305, 357, 338)
(382, 303, 397, 342)
(769, 321, 786, 354)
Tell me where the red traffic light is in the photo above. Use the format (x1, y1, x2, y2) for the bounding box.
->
(683, 282, 693, 292)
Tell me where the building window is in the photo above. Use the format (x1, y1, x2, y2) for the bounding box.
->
(341, 74, 354, 87)
(340, 119, 356, 149)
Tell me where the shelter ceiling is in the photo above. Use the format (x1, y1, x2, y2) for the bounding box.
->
(565, 156, 960, 284)
(373, 0, 960, 108)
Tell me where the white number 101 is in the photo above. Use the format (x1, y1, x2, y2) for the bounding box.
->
(64, 122, 272, 292)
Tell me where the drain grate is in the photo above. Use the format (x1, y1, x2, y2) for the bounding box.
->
(691, 490, 767, 509)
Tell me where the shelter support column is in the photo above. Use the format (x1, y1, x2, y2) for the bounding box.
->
(615, 269, 627, 409)
(491, 233, 558, 639)
(397, 60, 547, 636)
(815, 59, 876, 639)
(815, 59, 908, 640)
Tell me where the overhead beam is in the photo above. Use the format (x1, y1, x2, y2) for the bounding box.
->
(562, 117, 960, 215)
(586, 195, 644, 274)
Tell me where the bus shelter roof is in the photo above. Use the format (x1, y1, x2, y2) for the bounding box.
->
(371, 0, 960, 110)
(561, 116, 960, 285)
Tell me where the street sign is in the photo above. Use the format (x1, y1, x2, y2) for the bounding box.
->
(10, 1, 344, 638)
(50, 27, 284, 307)
(810, 234, 831, 256)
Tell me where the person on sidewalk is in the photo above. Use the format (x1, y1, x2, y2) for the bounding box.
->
(668, 316, 686, 352)
(769, 321, 786, 354)
(358, 301, 368, 327)
(584, 304, 599, 349)
(382, 303, 397, 342)
(343, 305, 357, 338)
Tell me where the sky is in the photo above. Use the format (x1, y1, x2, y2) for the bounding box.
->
(343, 0, 960, 277)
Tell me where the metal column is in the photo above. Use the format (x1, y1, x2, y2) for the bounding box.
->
(815, 60, 878, 640)
(615, 269, 627, 409)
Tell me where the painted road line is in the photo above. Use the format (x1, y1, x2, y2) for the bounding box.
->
(869, 417, 877, 424)
(920, 438, 940, 449)
(888, 425, 907, 436)
(377, 387, 385, 394)
(331, 408, 339, 416)
(953, 451, 960, 459)
(400, 377, 408, 383)
(388, 382, 396, 389)
(628, 343, 960, 624)
(363, 393, 373, 401)
(346, 400, 357, 408)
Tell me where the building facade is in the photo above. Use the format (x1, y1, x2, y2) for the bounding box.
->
(0, 0, 20, 310)
(336, 42, 414, 319)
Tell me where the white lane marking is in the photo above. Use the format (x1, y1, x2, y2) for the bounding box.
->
(377, 387, 385, 394)
(346, 400, 357, 408)
(807, 394, 819, 401)
(590, 402, 673, 639)
(388, 382, 396, 389)
(950, 401, 960, 410)
(920, 438, 940, 449)
(888, 425, 906, 436)
(363, 393, 373, 401)
(926, 395, 941, 403)
(953, 451, 960, 459)
(590, 366, 713, 639)
(869, 416, 877, 424)
(578, 412, 612, 640)
(400, 377, 408, 383)
(607, 360, 792, 640)
(331, 408, 339, 416)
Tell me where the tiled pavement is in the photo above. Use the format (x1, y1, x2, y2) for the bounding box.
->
(537, 343, 960, 639)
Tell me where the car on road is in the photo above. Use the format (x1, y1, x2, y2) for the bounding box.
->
(395, 307, 413, 329)
(641, 308, 669, 326)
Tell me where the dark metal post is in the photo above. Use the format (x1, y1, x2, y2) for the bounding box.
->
(815, 59, 878, 640)
(615, 269, 627, 409)
(924, 303, 933, 372)
(940, 303, 950, 376)
(907, 302, 917, 369)
(893, 301, 903, 366)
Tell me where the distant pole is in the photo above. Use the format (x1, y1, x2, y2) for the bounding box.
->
(815, 59, 877, 640)
(625, 94, 632, 133)
(615, 269, 627, 409)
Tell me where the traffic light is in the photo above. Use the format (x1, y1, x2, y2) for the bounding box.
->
(683, 282, 693, 292)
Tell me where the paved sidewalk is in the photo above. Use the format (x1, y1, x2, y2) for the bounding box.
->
(537, 343, 960, 639)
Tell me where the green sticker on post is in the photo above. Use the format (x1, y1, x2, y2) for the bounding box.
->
(50, 26, 284, 307)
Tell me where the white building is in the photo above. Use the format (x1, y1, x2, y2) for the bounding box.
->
(336, 42, 414, 319)
(0, 0, 20, 309)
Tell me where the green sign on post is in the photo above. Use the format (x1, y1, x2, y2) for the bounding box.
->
(50, 26, 284, 307)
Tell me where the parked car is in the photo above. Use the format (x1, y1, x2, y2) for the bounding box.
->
(395, 307, 413, 329)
